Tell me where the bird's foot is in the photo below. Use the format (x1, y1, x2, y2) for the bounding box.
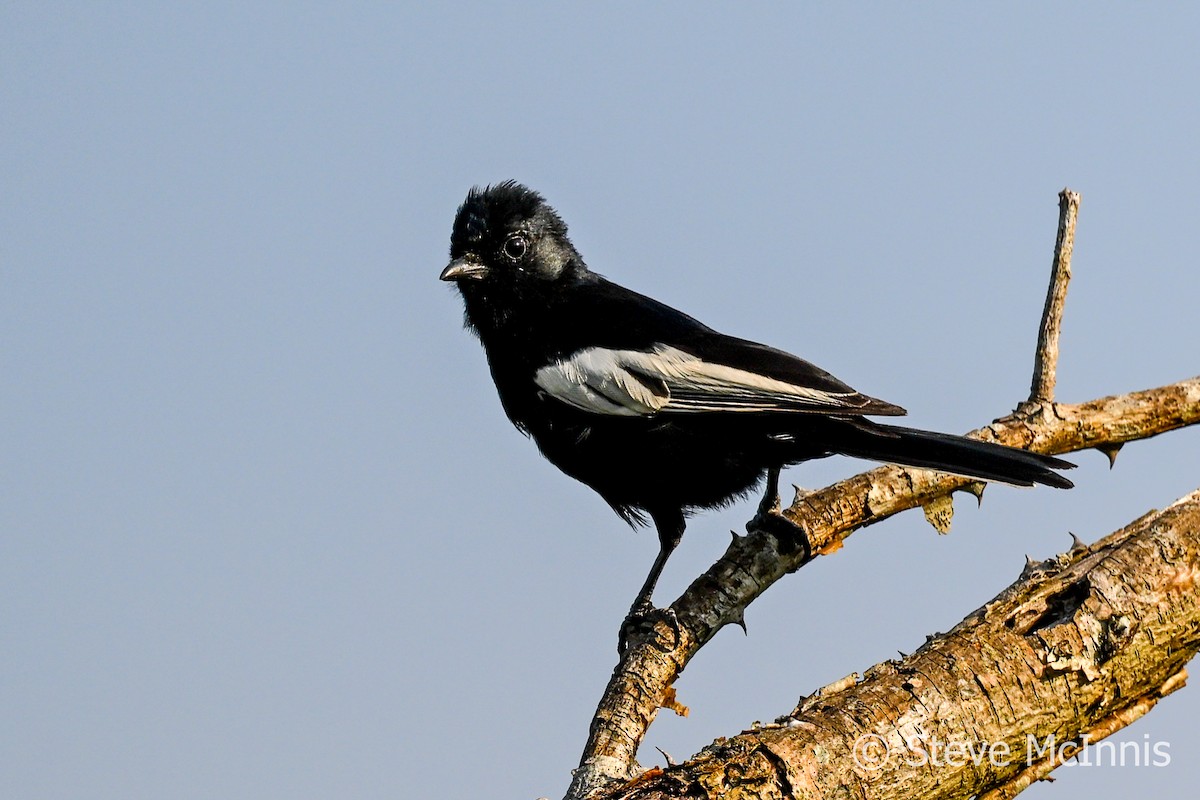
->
(747, 506, 811, 559)
(618, 600, 681, 656)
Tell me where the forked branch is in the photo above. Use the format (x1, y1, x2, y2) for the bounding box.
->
(566, 189, 1200, 799)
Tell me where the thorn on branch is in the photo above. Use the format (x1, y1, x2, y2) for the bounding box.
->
(654, 746, 678, 767)
(1096, 442, 1124, 469)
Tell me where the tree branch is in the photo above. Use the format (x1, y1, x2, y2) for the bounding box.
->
(607, 488, 1200, 800)
(566, 187, 1199, 798)
(568, 377, 1200, 798)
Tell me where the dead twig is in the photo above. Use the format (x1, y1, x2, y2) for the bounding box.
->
(1029, 189, 1081, 404)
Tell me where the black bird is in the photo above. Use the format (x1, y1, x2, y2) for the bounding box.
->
(441, 181, 1073, 647)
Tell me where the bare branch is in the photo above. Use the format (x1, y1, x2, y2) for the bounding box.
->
(1029, 189, 1081, 403)
(607, 489, 1200, 800)
(564, 189, 1193, 799)
(568, 377, 1200, 798)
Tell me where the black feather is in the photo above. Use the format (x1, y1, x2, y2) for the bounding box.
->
(823, 420, 1075, 489)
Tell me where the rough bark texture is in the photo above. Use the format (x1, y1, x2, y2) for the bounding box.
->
(605, 488, 1200, 800)
(568, 379, 1200, 799)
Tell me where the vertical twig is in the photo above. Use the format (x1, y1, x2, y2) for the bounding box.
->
(1029, 189, 1081, 403)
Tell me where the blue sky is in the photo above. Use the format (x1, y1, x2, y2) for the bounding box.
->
(4, 4, 1199, 799)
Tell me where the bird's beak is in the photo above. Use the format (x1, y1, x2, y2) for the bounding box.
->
(440, 257, 489, 282)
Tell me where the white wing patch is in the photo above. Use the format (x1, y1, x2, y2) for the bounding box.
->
(534, 345, 861, 417)
(534, 347, 667, 416)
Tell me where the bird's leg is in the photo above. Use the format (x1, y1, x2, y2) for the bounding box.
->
(757, 464, 783, 517)
(629, 541, 675, 618)
(748, 465, 811, 558)
(618, 510, 684, 655)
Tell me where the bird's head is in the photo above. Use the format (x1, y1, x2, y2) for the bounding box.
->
(440, 182, 585, 294)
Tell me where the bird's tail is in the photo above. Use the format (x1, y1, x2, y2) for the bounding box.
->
(830, 421, 1075, 489)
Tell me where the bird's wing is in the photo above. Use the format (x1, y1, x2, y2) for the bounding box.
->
(534, 342, 906, 417)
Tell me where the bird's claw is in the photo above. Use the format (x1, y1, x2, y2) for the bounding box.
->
(747, 508, 811, 559)
(618, 601, 681, 655)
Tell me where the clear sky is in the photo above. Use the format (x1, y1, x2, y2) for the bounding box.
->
(4, 4, 1199, 799)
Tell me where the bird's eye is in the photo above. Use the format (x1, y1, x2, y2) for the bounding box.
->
(502, 235, 529, 261)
